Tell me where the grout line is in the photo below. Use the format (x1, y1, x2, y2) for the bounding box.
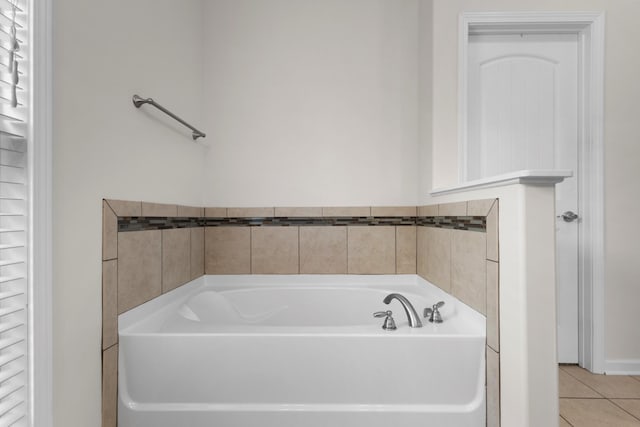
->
(160, 229, 164, 294)
(346, 226, 350, 274)
(297, 226, 300, 274)
(559, 368, 605, 398)
(249, 227, 253, 274)
(560, 396, 608, 399)
(559, 414, 574, 426)
(394, 226, 397, 274)
(560, 369, 603, 395)
(188, 227, 193, 281)
(608, 398, 640, 422)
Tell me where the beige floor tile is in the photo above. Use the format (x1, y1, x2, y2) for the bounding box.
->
(562, 366, 640, 398)
(612, 399, 640, 420)
(559, 416, 572, 427)
(559, 368, 602, 398)
(560, 398, 640, 426)
(634, 377, 640, 382)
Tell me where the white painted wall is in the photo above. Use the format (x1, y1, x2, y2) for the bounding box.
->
(430, 0, 640, 366)
(53, 1, 205, 426)
(201, 0, 420, 207)
(50, 0, 640, 425)
(53, 1, 423, 424)
(418, 1, 433, 197)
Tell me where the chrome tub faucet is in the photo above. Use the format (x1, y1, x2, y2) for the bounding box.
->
(383, 293, 423, 328)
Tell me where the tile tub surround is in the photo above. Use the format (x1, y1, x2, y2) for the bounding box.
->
(417, 199, 500, 426)
(101, 200, 205, 427)
(101, 199, 498, 427)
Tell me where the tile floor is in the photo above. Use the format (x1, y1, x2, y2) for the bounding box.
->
(559, 364, 640, 426)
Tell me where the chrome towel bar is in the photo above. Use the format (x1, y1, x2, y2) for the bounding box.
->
(132, 94, 206, 140)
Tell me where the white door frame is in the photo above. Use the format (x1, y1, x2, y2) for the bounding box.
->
(31, 0, 54, 424)
(457, 11, 606, 373)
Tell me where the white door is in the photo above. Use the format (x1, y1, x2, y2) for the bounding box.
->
(467, 33, 580, 363)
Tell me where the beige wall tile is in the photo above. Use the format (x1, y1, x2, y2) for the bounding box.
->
(205, 207, 227, 217)
(102, 201, 117, 261)
(190, 227, 205, 279)
(487, 346, 500, 427)
(141, 202, 178, 217)
(252, 227, 299, 274)
(425, 227, 452, 293)
(275, 207, 323, 217)
(177, 205, 204, 217)
(487, 201, 499, 262)
(439, 202, 467, 216)
(162, 228, 191, 293)
(228, 207, 274, 217)
(347, 226, 395, 274)
(560, 398, 640, 426)
(451, 230, 487, 315)
(299, 227, 347, 274)
(205, 227, 251, 274)
(416, 227, 429, 279)
(102, 345, 118, 427)
(396, 226, 417, 274)
(417, 205, 438, 217)
(117, 230, 162, 313)
(102, 260, 117, 350)
(487, 260, 500, 352)
(371, 206, 417, 217)
(323, 207, 371, 217)
(105, 199, 141, 217)
(468, 198, 496, 216)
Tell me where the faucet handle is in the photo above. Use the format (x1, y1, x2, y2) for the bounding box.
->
(373, 310, 397, 330)
(424, 301, 445, 323)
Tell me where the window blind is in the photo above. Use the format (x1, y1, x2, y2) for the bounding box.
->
(0, 0, 28, 425)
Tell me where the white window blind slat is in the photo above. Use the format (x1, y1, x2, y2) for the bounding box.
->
(2, 411, 25, 426)
(0, 397, 25, 420)
(0, 308, 21, 319)
(0, 0, 28, 424)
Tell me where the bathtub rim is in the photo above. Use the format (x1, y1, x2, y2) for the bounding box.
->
(118, 274, 486, 337)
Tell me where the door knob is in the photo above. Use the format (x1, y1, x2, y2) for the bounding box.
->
(557, 211, 579, 222)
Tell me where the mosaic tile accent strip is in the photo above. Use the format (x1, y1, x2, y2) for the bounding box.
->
(119, 216, 486, 232)
(118, 217, 202, 232)
(416, 216, 486, 232)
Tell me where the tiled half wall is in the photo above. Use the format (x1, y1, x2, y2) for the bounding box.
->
(101, 199, 499, 427)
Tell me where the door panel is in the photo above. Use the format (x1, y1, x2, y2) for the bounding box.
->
(468, 33, 579, 363)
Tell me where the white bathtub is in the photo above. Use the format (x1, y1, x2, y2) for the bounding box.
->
(118, 275, 486, 427)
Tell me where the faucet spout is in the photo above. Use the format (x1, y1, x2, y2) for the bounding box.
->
(383, 293, 423, 328)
